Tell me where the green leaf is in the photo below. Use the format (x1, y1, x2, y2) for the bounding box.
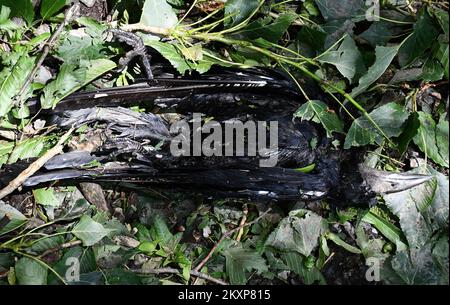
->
(32, 187, 65, 207)
(361, 211, 407, 250)
(224, 0, 259, 27)
(433, 8, 449, 37)
(40, 0, 67, 20)
(150, 214, 173, 244)
(0, 54, 34, 117)
(413, 112, 449, 168)
(15, 257, 48, 285)
(57, 32, 108, 65)
(326, 232, 361, 254)
(31, 236, 64, 254)
(355, 222, 389, 261)
(103, 268, 142, 285)
(344, 102, 409, 149)
(41, 59, 116, 109)
(144, 40, 190, 74)
(180, 44, 203, 61)
(297, 26, 327, 51)
(140, 0, 178, 29)
(235, 13, 296, 43)
(281, 252, 326, 285)
(0, 5, 19, 31)
(318, 35, 365, 82)
(0, 0, 34, 24)
(432, 235, 449, 284)
(0, 252, 14, 271)
(72, 215, 112, 246)
(350, 45, 399, 98)
(0, 200, 27, 235)
(422, 58, 445, 82)
(389, 244, 446, 285)
(138, 241, 158, 254)
(358, 21, 400, 47)
(398, 10, 440, 67)
(383, 164, 449, 251)
(224, 246, 268, 285)
(7, 136, 53, 164)
(314, 0, 365, 21)
(48, 246, 97, 284)
(265, 209, 327, 256)
(294, 100, 343, 137)
(435, 41, 449, 79)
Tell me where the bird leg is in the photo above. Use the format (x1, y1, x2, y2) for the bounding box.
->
(108, 29, 155, 81)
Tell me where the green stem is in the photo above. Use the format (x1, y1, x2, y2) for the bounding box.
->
(0, 220, 57, 249)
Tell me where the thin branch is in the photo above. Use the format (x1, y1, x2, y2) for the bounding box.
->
(193, 208, 272, 273)
(39, 240, 82, 258)
(119, 23, 171, 36)
(136, 267, 228, 285)
(235, 204, 248, 242)
(0, 127, 74, 200)
(16, 3, 79, 109)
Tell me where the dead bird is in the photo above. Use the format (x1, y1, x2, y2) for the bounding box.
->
(4, 65, 432, 206)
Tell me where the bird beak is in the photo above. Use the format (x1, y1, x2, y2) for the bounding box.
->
(359, 165, 434, 194)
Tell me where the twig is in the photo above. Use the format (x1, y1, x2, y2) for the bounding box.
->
(323, 252, 335, 267)
(235, 204, 248, 242)
(136, 267, 228, 285)
(0, 269, 9, 279)
(193, 208, 272, 273)
(39, 240, 82, 258)
(119, 23, 171, 36)
(16, 3, 79, 109)
(0, 127, 74, 200)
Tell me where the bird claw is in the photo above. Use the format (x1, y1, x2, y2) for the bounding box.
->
(107, 29, 155, 81)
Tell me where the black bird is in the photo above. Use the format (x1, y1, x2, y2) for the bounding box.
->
(2, 63, 431, 205)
